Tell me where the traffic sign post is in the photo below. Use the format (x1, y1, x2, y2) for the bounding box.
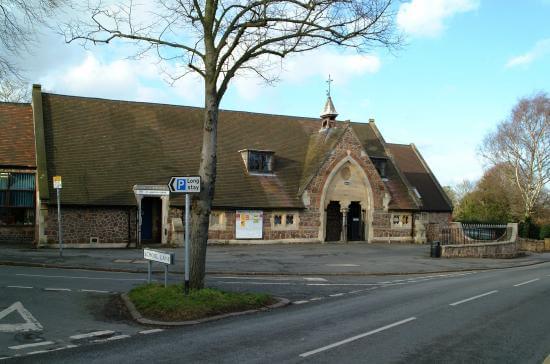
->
(53, 176, 63, 257)
(168, 176, 201, 295)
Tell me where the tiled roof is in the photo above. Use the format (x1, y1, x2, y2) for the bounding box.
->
(387, 143, 452, 212)
(0, 103, 36, 168)
(39, 92, 444, 211)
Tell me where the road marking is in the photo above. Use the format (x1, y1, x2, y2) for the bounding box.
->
(310, 297, 323, 301)
(326, 264, 360, 267)
(44, 288, 72, 292)
(292, 300, 309, 305)
(543, 354, 550, 364)
(329, 293, 344, 297)
(215, 281, 293, 285)
(139, 329, 164, 335)
(513, 278, 540, 287)
(27, 345, 78, 356)
(0, 302, 43, 333)
(79, 289, 111, 294)
(9, 341, 55, 350)
(92, 334, 130, 343)
(299, 317, 417, 358)
(307, 283, 379, 286)
(304, 277, 328, 282)
(7, 286, 33, 289)
(16, 273, 145, 281)
(70, 330, 115, 340)
(449, 290, 498, 306)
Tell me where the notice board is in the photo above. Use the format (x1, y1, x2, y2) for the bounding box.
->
(235, 210, 263, 239)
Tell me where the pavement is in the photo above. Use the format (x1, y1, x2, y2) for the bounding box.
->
(1, 242, 549, 276)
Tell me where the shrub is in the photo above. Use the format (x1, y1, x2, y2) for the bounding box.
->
(540, 225, 550, 240)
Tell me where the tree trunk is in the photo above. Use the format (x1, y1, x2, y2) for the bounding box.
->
(189, 77, 219, 289)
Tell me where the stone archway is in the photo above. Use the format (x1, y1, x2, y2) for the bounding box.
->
(319, 156, 374, 243)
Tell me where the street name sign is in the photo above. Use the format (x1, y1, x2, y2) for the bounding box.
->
(169, 176, 201, 193)
(144, 249, 175, 265)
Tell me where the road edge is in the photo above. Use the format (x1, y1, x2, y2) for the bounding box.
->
(120, 293, 290, 327)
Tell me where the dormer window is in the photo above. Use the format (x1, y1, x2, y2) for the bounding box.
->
(240, 149, 274, 174)
(370, 157, 387, 179)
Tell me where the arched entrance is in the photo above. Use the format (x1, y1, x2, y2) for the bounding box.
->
(326, 201, 342, 241)
(319, 157, 374, 243)
(347, 201, 363, 241)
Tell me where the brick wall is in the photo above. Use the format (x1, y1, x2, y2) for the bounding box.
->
(0, 226, 34, 243)
(424, 212, 452, 242)
(45, 206, 136, 245)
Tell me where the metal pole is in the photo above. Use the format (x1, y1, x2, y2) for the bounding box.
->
(164, 264, 168, 288)
(57, 188, 63, 257)
(147, 260, 152, 284)
(184, 193, 190, 295)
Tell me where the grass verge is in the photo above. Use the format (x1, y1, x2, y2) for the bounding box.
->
(128, 284, 276, 322)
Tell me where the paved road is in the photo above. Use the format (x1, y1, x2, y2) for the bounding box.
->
(2, 262, 549, 363)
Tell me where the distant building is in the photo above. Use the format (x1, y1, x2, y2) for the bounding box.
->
(0, 84, 452, 246)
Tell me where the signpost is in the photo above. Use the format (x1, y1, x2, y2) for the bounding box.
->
(53, 176, 63, 257)
(143, 248, 175, 287)
(168, 176, 201, 295)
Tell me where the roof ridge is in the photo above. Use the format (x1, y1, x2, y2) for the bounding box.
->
(42, 92, 323, 122)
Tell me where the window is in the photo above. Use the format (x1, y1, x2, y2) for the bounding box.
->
(240, 149, 274, 174)
(271, 212, 299, 230)
(370, 158, 387, 179)
(249, 151, 273, 173)
(0, 172, 35, 225)
(391, 213, 412, 228)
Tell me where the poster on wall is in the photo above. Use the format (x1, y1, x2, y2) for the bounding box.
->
(235, 210, 263, 239)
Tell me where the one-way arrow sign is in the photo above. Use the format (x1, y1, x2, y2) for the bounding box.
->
(169, 176, 201, 193)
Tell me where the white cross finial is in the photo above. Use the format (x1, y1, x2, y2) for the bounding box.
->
(326, 75, 333, 97)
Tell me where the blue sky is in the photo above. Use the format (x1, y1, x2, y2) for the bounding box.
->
(19, 0, 550, 187)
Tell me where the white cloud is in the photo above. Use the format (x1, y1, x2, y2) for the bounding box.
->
(229, 50, 381, 101)
(397, 0, 479, 37)
(38, 52, 203, 105)
(505, 38, 550, 68)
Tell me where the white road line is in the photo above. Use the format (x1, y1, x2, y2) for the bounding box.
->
(7, 286, 33, 289)
(79, 289, 111, 294)
(215, 281, 293, 285)
(306, 283, 379, 286)
(16, 273, 145, 281)
(449, 290, 498, 306)
(92, 334, 130, 343)
(44, 288, 71, 292)
(139, 329, 164, 335)
(9, 341, 55, 350)
(310, 297, 323, 301)
(299, 317, 417, 358)
(348, 290, 362, 294)
(329, 293, 344, 297)
(70, 330, 115, 340)
(292, 300, 309, 305)
(26, 345, 78, 356)
(513, 278, 540, 287)
(304, 278, 328, 282)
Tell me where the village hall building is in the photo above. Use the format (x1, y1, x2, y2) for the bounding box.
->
(0, 84, 452, 247)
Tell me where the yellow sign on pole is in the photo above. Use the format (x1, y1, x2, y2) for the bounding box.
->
(53, 176, 62, 189)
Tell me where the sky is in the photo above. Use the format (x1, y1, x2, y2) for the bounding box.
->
(13, 0, 550, 187)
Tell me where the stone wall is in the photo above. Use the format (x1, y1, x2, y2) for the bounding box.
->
(424, 212, 453, 242)
(0, 226, 34, 243)
(441, 241, 519, 258)
(44, 206, 137, 246)
(518, 238, 548, 253)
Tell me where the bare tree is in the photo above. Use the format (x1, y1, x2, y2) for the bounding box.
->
(0, 0, 65, 80)
(480, 92, 550, 221)
(65, 0, 401, 289)
(0, 78, 30, 102)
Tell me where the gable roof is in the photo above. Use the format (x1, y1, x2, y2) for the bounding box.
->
(0, 103, 36, 168)
(37, 91, 447, 212)
(387, 143, 453, 212)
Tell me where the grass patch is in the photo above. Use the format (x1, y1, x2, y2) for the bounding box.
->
(128, 284, 276, 322)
